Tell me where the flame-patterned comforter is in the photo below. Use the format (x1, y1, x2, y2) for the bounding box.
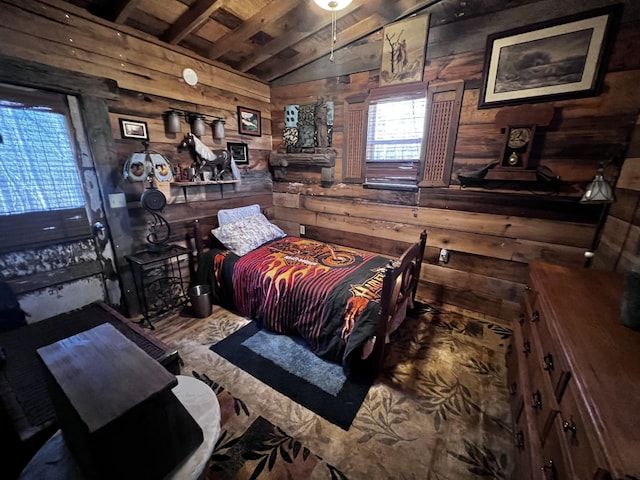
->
(209, 236, 391, 370)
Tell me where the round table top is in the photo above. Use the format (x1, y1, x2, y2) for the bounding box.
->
(19, 375, 221, 480)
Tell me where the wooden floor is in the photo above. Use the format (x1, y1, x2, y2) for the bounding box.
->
(145, 308, 213, 346)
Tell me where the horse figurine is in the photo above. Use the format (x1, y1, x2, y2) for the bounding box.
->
(178, 132, 241, 183)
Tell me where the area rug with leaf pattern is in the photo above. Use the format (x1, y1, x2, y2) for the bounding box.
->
(164, 302, 516, 479)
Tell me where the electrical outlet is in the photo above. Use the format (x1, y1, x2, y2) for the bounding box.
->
(299, 225, 306, 235)
(439, 248, 450, 264)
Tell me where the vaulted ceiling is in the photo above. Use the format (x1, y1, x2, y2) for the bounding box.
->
(59, 0, 469, 84)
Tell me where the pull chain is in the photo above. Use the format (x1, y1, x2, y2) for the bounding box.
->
(330, 7, 336, 62)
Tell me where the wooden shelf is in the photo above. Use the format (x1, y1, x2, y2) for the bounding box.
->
(172, 179, 239, 202)
(171, 179, 239, 186)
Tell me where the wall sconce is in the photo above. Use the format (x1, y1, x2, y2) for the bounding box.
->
(212, 119, 225, 139)
(163, 108, 225, 139)
(580, 164, 614, 203)
(581, 162, 615, 267)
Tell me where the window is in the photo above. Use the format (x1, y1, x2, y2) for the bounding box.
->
(364, 87, 427, 190)
(343, 80, 464, 190)
(0, 85, 90, 251)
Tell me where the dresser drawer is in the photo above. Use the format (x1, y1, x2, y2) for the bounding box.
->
(528, 301, 572, 402)
(506, 330, 525, 424)
(557, 381, 612, 479)
(513, 409, 533, 480)
(540, 416, 573, 479)
(526, 338, 558, 443)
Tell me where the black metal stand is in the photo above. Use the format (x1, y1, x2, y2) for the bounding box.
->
(125, 244, 189, 329)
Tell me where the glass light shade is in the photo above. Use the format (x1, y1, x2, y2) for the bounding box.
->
(191, 115, 207, 137)
(580, 173, 614, 203)
(212, 119, 225, 139)
(165, 110, 182, 133)
(313, 0, 352, 11)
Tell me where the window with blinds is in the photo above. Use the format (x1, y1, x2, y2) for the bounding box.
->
(0, 85, 90, 251)
(343, 80, 464, 191)
(363, 87, 427, 190)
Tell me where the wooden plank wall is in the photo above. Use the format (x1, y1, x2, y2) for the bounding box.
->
(595, 113, 640, 273)
(0, 0, 275, 250)
(270, 1, 640, 326)
(0, 0, 276, 314)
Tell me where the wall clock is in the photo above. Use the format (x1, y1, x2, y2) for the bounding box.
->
(182, 68, 198, 86)
(485, 105, 554, 181)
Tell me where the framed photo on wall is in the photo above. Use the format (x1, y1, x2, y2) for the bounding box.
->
(118, 118, 149, 140)
(227, 142, 249, 164)
(478, 4, 622, 109)
(237, 106, 262, 136)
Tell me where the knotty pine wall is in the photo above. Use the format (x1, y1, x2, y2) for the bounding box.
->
(270, 1, 640, 325)
(0, 0, 274, 314)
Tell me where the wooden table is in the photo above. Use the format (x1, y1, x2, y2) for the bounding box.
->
(18, 375, 221, 480)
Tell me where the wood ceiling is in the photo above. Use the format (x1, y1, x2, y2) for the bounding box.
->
(61, 0, 454, 84)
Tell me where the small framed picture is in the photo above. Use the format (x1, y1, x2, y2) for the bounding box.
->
(237, 106, 262, 137)
(227, 142, 249, 164)
(119, 118, 149, 140)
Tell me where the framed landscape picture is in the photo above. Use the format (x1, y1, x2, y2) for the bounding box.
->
(237, 106, 262, 136)
(478, 4, 622, 108)
(119, 118, 149, 140)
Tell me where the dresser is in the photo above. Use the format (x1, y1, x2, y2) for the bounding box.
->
(506, 261, 640, 479)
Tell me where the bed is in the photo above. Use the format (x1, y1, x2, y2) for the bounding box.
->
(189, 206, 426, 379)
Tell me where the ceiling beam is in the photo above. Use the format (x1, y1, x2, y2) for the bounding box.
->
(263, 0, 442, 82)
(206, 0, 302, 60)
(263, 14, 384, 82)
(161, 0, 222, 45)
(236, 1, 365, 72)
(112, 0, 141, 24)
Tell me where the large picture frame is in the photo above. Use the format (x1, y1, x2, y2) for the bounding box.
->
(237, 106, 262, 137)
(478, 4, 622, 109)
(119, 118, 149, 140)
(227, 142, 249, 164)
(380, 14, 429, 87)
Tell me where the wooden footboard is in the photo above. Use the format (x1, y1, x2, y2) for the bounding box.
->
(370, 230, 427, 377)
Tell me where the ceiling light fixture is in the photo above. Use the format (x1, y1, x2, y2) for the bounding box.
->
(313, 0, 352, 62)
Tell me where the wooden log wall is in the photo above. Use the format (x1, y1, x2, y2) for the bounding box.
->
(270, 1, 640, 326)
(0, 0, 274, 313)
(595, 112, 640, 273)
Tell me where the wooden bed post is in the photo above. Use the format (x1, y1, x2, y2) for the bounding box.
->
(371, 229, 427, 379)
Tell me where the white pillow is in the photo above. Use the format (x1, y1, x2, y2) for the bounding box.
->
(217, 204, 261, 226)
(212, 213, 286, 256)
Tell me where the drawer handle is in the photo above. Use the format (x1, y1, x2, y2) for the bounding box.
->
(515, 431, 524, 449)
(509, 382, 517, 396)
(541, 460, 557, 479)
(562, 418, 577, 437)
(531, 310, 540, 322)
(519, 313, 525, 325)
(543, 353, 554, 372)
(531, 390, 542, 410)
(523, 340, 531, 357)
(525, 286, 531, 292)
